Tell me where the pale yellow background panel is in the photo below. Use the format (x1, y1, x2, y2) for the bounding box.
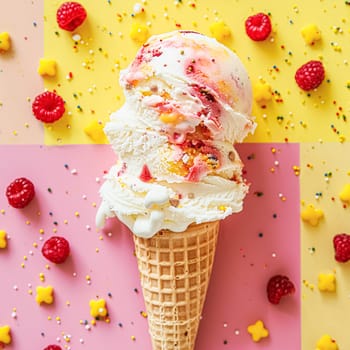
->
(301, 142, 350, 349)
(0, 0, 44, 144)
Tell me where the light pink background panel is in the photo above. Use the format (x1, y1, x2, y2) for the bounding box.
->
(0, 1, 44, 144)
(0, 143, 300, 349)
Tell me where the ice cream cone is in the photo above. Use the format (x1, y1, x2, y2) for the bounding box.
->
(133, 220, 220, 350)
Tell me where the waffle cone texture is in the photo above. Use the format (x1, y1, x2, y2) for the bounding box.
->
(133, 220, 220, 350)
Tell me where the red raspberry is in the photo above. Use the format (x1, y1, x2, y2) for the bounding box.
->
(43, 346, 62, 350)
(42, 236, 70, 264)
(32, 91, 65, 123)
(267, 275, 295, 304)
(6, 177, 35, 209)
(245, 13, 272, 41)
(333, 233, 350, 262)
(56, 2, 87, 31)
(295, 60, 325, 91)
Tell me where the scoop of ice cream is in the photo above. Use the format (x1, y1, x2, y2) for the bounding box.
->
(121, 31, 253, 144)
(96, 30, 255, 237)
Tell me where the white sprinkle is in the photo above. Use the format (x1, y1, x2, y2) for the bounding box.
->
(71, 169, 78, 175)
(72, 34, 81, 41)
(133, 3, 143, 14)
(182, 154, 190, 163)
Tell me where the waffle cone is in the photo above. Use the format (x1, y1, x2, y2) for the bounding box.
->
(133, 220, 220, 350)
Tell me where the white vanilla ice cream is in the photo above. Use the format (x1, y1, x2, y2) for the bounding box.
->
(96, 31, 256, 238)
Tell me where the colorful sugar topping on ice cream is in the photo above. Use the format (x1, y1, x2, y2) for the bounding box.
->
(96, 31, 255, 237)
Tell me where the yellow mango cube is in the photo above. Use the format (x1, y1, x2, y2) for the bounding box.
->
(318, 273, 336, 292)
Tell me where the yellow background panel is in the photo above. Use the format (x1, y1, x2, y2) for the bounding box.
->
(301, 142, 350, 349)
(44, 0, 350, 145)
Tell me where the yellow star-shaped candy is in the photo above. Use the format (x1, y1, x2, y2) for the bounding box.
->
(209, 21, 232, 43)
(0, 32, 11, 52)
(301, 24, 322, 45)
(247, 320, 269, 342)
(253, 81, 273, 104)
(301, 204, 324, 226)
(339, 184, 350, 203)
(0, 325, 11, 345)
(89, 298, 108, 319)
(84, 120, 107, 143)
(36, 285, 54, 305)
(0, 230, 7, 248)
(318, 272, 336, 292)
(316, 334, 339, 350)
(37, 58, 57, 77)
(130, 22, 149, 44)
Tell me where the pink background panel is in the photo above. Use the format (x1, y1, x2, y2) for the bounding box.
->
(0, 143, 300, 349)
